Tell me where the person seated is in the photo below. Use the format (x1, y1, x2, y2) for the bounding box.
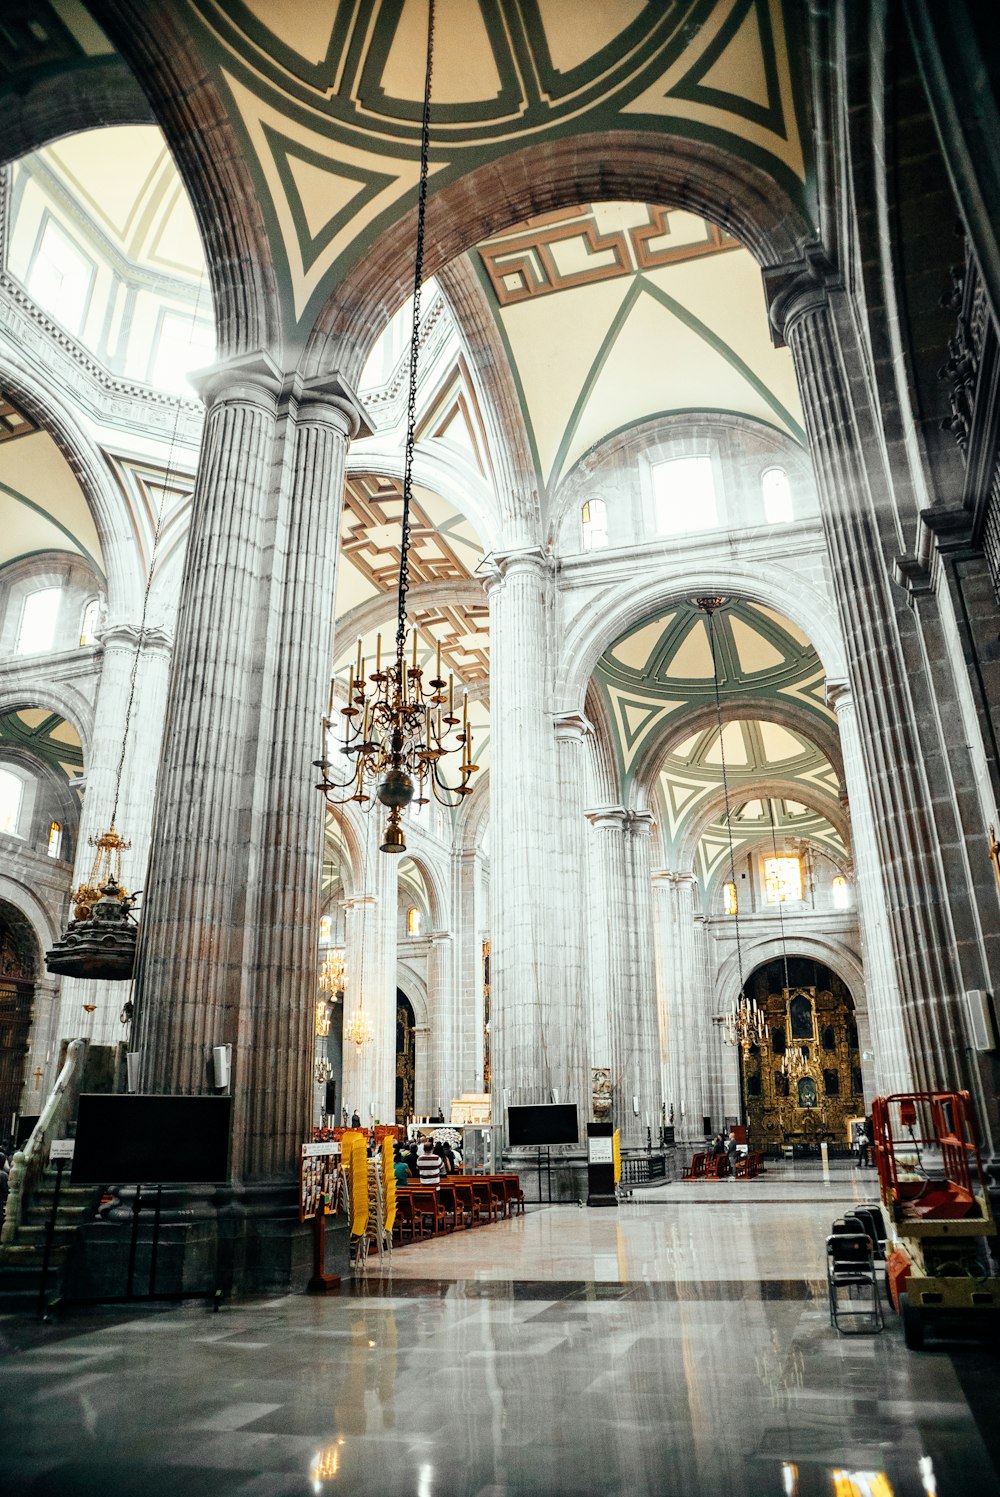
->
(416, 1140, 443, 1187)
(393, 1150, 410, 1190)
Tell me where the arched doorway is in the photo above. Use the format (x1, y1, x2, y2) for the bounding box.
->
(739, 957, 863, 1151)
(0, 900, 40, 1136)
(395, 990, 415, 1127)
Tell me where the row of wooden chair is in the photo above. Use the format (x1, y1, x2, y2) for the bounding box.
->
(682, 1150, 766, 1180)
(393, 1173, 525, 1245)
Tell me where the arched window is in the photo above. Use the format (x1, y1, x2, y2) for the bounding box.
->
(80, 598, 100, 647)
(762, 466, 793, 524)
(406, 906, 422, 936)
(319, 914, 332, 944)
(581, 499, 608, 551)
(764, 855, 801, 904)
(17, 587, 61, 654)
(652, 456, 717, 534)
(831, 874, 850, 909)
(723, 881, 737, 915)
(822, 1025, 837, 1053)
(0, 768, 24, 835)
(47, 820, 62, 859)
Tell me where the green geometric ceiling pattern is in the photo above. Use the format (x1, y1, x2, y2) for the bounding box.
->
(183, 0, 811, 334)
(695, 796, 847, 891)
(594, 598, 833, 788)
(0, 709, 84, 781)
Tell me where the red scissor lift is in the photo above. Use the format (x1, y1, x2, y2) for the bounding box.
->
(872, 1091, 1000, 1348)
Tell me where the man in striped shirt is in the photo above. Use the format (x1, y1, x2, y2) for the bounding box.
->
(416, 1141, 442, 1187)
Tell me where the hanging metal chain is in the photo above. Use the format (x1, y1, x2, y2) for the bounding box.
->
(394, 0, 436, 678)
(767, 792, 792, 995)
(701, 601, 747, 1006)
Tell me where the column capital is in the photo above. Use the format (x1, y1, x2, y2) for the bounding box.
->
(585, 804, 628, 831)
(343, 893, 378, 911)
(287, 370, 373, 441)
(762, 241, 838, 348)
(552, 709, 592, 743)
(189, 350, 283, 411)
(825, 678, 852, 713)
(626, 809, 655, 838)
(427, 930, 453, 946)
(100, 623, 173, 657)
(482, 545, 550, 593)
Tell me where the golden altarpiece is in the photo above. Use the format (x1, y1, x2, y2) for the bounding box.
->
(740, 962, 864, 1149)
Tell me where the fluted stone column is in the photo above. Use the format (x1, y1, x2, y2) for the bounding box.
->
(426, 930, 453, 1113)
(133, 354, 370, 1179)
(553, 710, 595, 1130)
(625, 810, 662, 1139)
(488, 550, 588, 1141)
(585, 807, 652, 1145)
(771, 260, 989, 1112)
(342, 833, 398, 1125)
(451, 845, 484, 1092)
(653, 869, 714, 1141)
(55, 623, 172, 1051)
(828, 681, 911, 1094)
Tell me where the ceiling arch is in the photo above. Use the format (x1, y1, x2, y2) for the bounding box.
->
(594, 598, 833, 790)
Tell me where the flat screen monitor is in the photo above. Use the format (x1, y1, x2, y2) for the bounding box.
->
(71, 1094, 232, 1185)
(507, 1103, 578, 1147)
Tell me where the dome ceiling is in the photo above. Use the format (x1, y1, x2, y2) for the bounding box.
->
(61, 0, 812, 340)
(594, 599, 832, 784)
(0, 708, 83, 781)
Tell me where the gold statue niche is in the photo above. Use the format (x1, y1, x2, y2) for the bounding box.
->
(740, 984, 863, 1150)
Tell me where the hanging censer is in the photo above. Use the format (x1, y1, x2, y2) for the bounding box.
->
(45, 824, 138, 979)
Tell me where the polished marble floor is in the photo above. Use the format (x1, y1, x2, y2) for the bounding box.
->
(2, 1164, 998, 1497)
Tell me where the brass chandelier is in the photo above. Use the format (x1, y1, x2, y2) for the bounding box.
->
(314, 0, 477, 856)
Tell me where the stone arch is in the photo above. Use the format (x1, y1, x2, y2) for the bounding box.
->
(0, 57, 154, 168)
(556, 567, 846, 717)
(323, 805, 366, 905)
(398, 849, 448, 933)
(79, 2, 279, 359)
(674, 778, 850, 867)
(631, 696, 845, 797)
(0, 356, 146, 620)
(0, 686, 94, 767)
(715, 938, 866, 1021)
(304, 129, 813, 381)
(701, 831, 852, 911)
(346, 445, 502, 554)
(395, 960, 431, 1030)
(456, 769, 490, 856)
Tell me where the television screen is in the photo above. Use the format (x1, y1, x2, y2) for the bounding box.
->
(507, 1103, 579, 1147)
(71, 1094, 232, 1185)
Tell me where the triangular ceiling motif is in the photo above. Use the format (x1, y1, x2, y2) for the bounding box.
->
(605, 685, 684, 770)
(666, 0, 785, 137)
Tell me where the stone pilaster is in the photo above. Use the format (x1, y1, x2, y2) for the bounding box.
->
(55, 622, 172, 1050)
(426, 929, 454, 1114)
(770, 260, 986, 1110)
(132, 354, 372, 1180)
(488, 550, 587, 1139)
(585, 806, 655, 1145)
(451, 845, 484, 1093)
(341, 832, 398, 1126)
(624, 810, 661, 1138)
(827, 680, 911, 1095)
(553, 710, 595, 1131)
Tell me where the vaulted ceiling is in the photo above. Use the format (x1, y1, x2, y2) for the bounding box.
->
(594, 599, 843, 874)
(470, 201, 804, 495)
(26, 0, 810, 346)
(0, 708, 84, 781)
(0, 409, 105, 575)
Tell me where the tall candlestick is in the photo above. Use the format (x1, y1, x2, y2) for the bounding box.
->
(356, 636, 362, 677)
(327, 675, 334, 715)
(449, 675, 454, 715)
(347, 664, 354, 703)
(376, 632, 381, 673)
(412, 627, 418, 669)
(436, 638, 441, 681)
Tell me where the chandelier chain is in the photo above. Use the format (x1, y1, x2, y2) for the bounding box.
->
(395, 0, 436, 678)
